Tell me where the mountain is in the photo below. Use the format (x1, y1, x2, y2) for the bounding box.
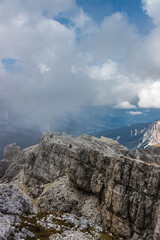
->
(93, 122, 150, 152)
(138, 120, 160, 148)
(0, 133, 159, 240)
(0, 112, 41, 160)
(93, 120, 160, 152)
(1, 107, 160, 159)
(56, 107, 160, 136)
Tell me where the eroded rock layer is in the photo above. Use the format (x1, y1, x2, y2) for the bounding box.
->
(0, 133, 159, 240)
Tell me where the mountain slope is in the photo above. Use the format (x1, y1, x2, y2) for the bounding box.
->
(94, 122, 150, 152)
(0, 133, 159, 240)
(138, 120, 160, 148)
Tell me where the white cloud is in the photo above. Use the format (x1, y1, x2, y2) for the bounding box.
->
(0, 0, 75, 25)
(129, 111, 143, 115)
(0, 1, 89, 121)
(81, 12, 139, 61)
(72, 8, 91, 29)
(39, 64, 50, 74)
(86, 60, 117, 81)
(142, 0, 160, 25)
(23, 0, 76, 18)
(0, 0, 160, 127)
(138, 81, 160, 108)
(114, 101, 136, 109)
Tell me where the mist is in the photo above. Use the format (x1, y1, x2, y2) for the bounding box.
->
(0, 0, 160, 129)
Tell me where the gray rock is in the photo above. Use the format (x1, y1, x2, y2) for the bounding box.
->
(66, 136, 160, 239)
(3, 144, 38, 183)
(21, 228, 35, 238)
(4, 143, 21, 161)
(0, 160, 9, 178)
(38, 175, 101, 225)
(0, 184, 31, 215)
(138, 120, 160, 149)
(153, 203, 160, 240)
(0, 183, 33, 240)
(49, 230, 98, 240)
(0, 143, 21, 179)
(136, 145, 160, 165)
(0, 215, 14, 240)
(0, 132, 159, 240)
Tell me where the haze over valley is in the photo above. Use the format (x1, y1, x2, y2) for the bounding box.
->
(0, 1, 160, 240)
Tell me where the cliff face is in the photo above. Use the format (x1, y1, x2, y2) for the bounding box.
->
(0, 133, 160, 240)
(136, 145, 160, 165)
(138, 120, 160, 149)
(68, 143, 160, 239)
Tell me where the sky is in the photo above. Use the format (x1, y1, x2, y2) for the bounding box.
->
(0, 0, 160, 127)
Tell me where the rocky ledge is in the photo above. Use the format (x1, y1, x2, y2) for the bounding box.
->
(0, 133, 159, 240)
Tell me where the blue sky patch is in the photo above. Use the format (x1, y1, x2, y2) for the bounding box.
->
(1, 58, 23, 73)
(76, 0, 154, 35)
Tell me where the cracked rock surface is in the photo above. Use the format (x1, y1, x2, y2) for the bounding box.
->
(0, 132, 159, 239)
(0, 183, 32, 240)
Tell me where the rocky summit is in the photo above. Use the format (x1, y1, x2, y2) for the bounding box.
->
(0, 133, 159, 240)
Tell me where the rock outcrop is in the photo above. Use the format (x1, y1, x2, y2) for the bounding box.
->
(0, 143, 21, 178)
(0, 132, 159, 240)
(0, 183, 33, 240)
(68, 142, 160, 239)
(138, 120, 160, 149)
(4, 143, 21, 162)
(136, 145, 160, 165)
(0, 160, 10, 178)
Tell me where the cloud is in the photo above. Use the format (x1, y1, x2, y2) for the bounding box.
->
(81, 12, 139, 61)
(86, 60, 117, 81)
(39, 64, 50, 74)
(129, 111, 143, 115)
(114, 101, 136, 109)
(21, 0, 76, 18)
(142, 0, 160, 25)
(0, 0, 160, 128)
(138, 81, 160, 108)
(0, 1, 95, 127)
(71, 8, 91, 29)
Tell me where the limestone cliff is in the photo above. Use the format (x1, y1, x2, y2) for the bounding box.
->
(138, 120, 160, 149)
(0, 133, 159, 240)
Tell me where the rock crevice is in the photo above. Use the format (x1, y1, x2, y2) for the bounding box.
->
(0, 132, 159, 240)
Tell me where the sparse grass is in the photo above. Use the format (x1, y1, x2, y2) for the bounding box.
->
(20, 211, 75, 240)
(19, 211, 123, 240)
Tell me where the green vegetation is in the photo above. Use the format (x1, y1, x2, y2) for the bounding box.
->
(19, 211, 123, 240)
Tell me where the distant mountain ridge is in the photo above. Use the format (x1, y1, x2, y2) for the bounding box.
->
(0, 112, 41, 160)
(138, 120, 160, 149)
(1, 109, 160, 158)
(94, 120, 160, 152)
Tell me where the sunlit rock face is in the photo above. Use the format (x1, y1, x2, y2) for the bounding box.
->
(0, 133, 160, 240)
(138, 120, 160, 149)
